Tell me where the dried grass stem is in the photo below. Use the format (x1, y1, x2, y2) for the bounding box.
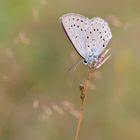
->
(75, 66, 95, 140)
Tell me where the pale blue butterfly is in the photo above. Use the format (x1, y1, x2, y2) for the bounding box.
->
(60, 13, 112, 67)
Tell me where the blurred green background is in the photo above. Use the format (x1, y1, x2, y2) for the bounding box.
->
(0, 0, 140, 140)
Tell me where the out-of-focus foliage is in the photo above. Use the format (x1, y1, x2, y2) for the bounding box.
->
(0, 0, 140, 140)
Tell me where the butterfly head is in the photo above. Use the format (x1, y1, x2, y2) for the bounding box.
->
(83, 53, 98, 65)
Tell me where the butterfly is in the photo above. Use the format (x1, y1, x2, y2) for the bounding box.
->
(60, 13, 112, 67)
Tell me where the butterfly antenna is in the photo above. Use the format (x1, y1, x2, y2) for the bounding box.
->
(67, 59, 83, 72)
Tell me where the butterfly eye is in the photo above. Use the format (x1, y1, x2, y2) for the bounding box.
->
(83, 59, 88, 64)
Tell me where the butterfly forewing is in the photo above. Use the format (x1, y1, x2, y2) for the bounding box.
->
(60, 13, 89, 58)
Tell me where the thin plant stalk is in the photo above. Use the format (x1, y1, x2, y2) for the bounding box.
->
(74, 66, 96, 140)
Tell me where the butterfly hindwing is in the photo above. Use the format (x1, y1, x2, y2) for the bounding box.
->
(85, 17, 112, 57)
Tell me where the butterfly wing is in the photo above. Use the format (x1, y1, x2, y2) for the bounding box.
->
(85, 17, 112, 58)
(60, 13, 89, 59)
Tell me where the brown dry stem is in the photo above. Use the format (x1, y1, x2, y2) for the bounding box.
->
(74, 66, 96, 140)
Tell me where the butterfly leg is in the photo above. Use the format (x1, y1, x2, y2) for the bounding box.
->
(94, 48, 111, 69)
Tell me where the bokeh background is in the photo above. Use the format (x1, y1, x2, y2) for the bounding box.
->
(0, 0, 140, 140)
